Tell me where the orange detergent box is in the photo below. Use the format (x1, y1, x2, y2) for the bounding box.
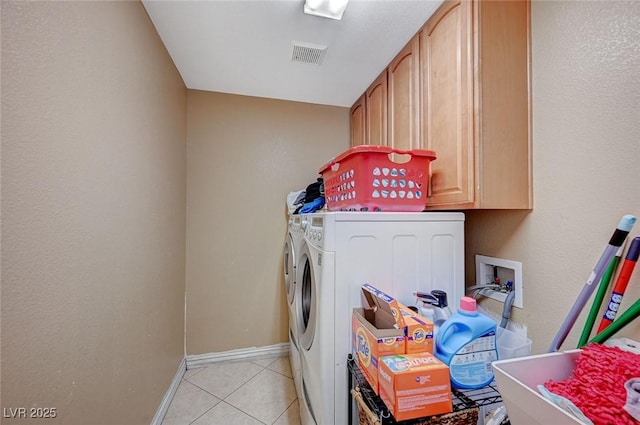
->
(352, 284, 406, 393)
(398, 303, 434, 354)
(379, 353, 453, 421)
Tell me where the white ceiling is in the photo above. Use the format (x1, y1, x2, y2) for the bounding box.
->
(142, 0, 444, 107)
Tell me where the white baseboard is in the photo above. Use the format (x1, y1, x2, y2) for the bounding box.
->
(150, 357, 186, 425)
(186, 342, 289, 369)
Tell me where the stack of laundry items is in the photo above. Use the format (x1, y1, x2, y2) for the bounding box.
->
(287, 178, 325, 214)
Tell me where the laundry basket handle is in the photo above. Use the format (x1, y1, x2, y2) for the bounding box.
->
(319, 145, 436, 174)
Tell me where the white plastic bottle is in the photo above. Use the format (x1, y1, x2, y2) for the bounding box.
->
(418, 302, 436, 328)
(416, 290, 452, 338)
(430, 289, 453, 331)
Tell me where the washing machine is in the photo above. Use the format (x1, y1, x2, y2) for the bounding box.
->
(283, 215, 304, 399)
(294, 211, 465, 425)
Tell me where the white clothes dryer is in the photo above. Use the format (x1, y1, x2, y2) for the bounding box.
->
(294, 211, 465, 425)
(284, 215, 304, 399)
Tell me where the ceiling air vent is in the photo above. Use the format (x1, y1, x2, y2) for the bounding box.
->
(291, 42, 327, 65)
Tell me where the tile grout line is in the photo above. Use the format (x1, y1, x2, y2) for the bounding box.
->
(161, 379, 220, 425)
(270, 398, 299, 425)
(250, 356, 280, 368)
(187, 402, 218, 425)
(188, 400, 270, 425)
(183, 377, 223, 400)
(265, 364, 295, 380)
(264, 358, 295, 380)
(234, 399, 271, 425)
(221, 367, 270, 401)
(184, 367, 205, 379)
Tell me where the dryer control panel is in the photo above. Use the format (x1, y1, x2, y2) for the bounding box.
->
(304, 216, 325, 250)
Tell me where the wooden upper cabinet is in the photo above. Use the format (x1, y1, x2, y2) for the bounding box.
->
(350, 0, 531, 209)
(388, 36, 420, 152)
(420, 0, 473, 206)
(350, 94, 366, 147)
(421, 0, 532, 209)
(365, 69, 388, 146)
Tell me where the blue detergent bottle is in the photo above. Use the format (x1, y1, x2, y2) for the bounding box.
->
(435, 296, 498, 389)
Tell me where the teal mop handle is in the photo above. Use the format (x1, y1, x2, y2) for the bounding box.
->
(589, 297, 640, 344)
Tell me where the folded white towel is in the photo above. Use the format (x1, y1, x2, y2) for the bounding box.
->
(286, 190, 305, 215)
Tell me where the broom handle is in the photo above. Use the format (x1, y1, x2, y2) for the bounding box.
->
(590, 297, 640, 344)
(577, 244, 624, 348)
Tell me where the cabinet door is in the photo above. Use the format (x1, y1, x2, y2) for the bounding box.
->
(476, 0, 531, 209)
(388, 36, 420, 151)
(350, 95, 366, 147)
(365, 70, 388, 146)
(420, 0, 474, 206)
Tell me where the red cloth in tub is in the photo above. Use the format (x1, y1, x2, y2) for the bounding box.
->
(543, 343, 640, 425)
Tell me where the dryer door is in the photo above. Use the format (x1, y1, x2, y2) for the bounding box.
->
(283, 233, 296, 305)
(296, 243, 317, 351)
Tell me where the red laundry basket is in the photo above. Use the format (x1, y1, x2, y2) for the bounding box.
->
(319, 145, 437, 212)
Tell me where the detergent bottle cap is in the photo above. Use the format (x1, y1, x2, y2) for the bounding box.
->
(459, 296, 477, 313)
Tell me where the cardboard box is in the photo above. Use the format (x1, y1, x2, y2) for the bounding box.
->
(352, 284, 406, 393)
(492, 350, 585, 425)
(398, 303, 434, 354)
(378, 353, 453, 421)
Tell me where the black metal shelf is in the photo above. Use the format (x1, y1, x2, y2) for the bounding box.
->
(348, 354, 505, 425)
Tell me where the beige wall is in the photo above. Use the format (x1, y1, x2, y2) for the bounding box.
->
(185, 90, 349, 355)
(1, 2, 186, 424)
(465, 0, 640, 353)
(3, 2, 638, 421)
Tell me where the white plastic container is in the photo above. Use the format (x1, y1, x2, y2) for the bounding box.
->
(496, 327, 532, 360)
(492, 350, 586, 425)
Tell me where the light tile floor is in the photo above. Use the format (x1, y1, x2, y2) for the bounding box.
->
(161, 356, 301, 425)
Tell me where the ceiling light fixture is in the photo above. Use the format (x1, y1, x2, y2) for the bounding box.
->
(303, 0, 349, 20)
